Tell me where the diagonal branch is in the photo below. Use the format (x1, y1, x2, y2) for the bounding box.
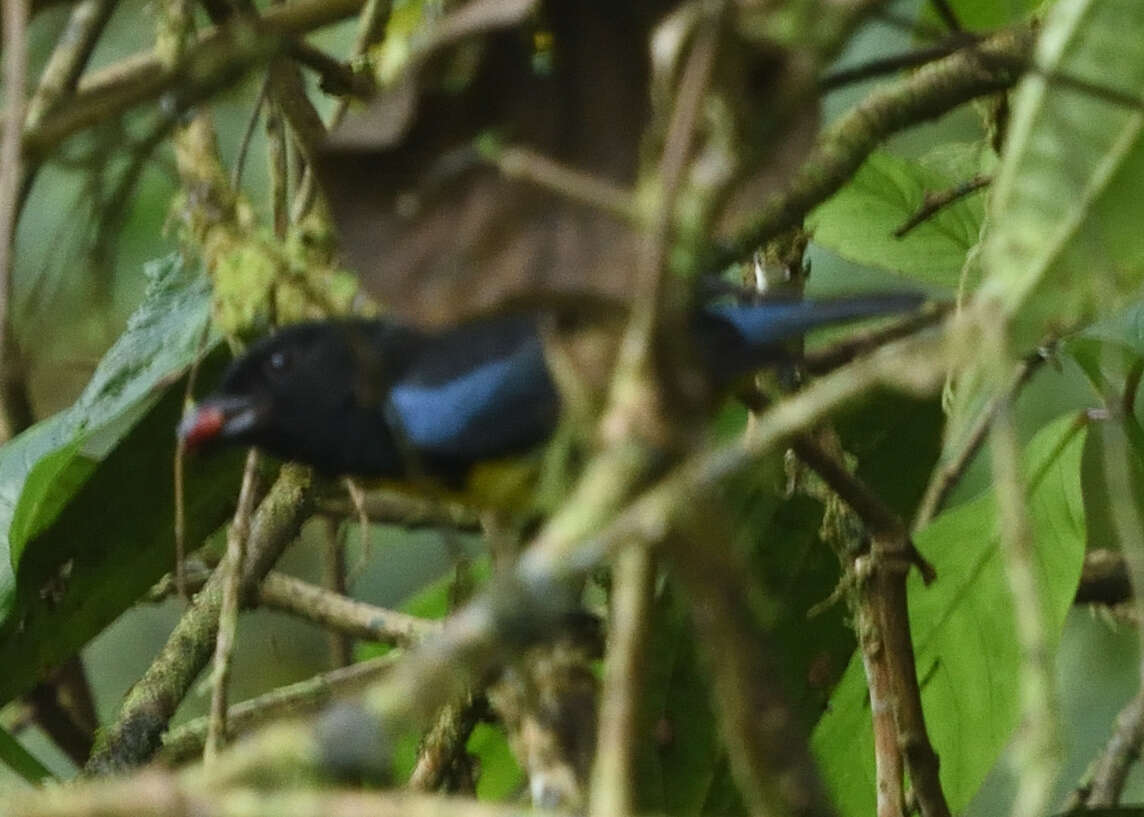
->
(87, 466, 314, 774)
(588, 547, 655, 817)
(18, 0, 366, 161)
(707, 25, 1032, 273)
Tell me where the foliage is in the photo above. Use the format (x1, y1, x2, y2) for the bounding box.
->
(2, 1, 1144, 817)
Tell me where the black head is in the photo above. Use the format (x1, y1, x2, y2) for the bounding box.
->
(178, 320, 416, 476)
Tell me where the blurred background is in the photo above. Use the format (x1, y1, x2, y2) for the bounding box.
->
(3, 1, 1138, 813)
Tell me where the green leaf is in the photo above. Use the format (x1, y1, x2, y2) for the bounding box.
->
(978, 0, 1144, 352)
(634, 585, 725, 817)
(7, 441, 94, 569)
(1075, 299, 1144, 352)
(918, 0, 1045, 32)
(807, 150, 985, 288)
(0, 420, 83, 621)
(1060, 298, 1144, 407)
(813, 414, 1087, 817)
(0, 254, 244, 707)
(0, 724, 54, 783)
(469, 722, 524, 800)
(1, 253, 215, 588)
(834, 392, 945, 518)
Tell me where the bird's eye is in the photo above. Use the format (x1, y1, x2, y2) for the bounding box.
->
(264, 349, 292, 378)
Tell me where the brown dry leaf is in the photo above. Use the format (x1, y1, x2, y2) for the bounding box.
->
(315, 0, 819, 327)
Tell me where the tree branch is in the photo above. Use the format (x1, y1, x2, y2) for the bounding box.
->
(16, 779, 577, 817)
(707, 25, 1031, 273)
(913, 352, 1044, 531)
(258, 572, 441, 647)
(407, 694, 487, 793)
(19, 0, 366, 161)
(588, 547, 655, 817)
(793, 434, 945, 817)
(160, 653, 399, 765)
(0, 0, 28, 443)
(86, 465, 314, 774)
(991, 389, 1062, 817)
(206, 449, 261, 760)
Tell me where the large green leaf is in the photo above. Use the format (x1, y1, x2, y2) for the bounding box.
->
(0, 255, 243, 706)
(977, 0, 1144, 352)
(807, 149, 985, 288)
(813, 414, 1087, 816)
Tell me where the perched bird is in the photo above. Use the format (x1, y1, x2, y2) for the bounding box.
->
(178, 294, 923, 488)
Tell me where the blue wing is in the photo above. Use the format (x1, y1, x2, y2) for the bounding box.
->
(387, 317, 560, 462)
(698, 293, 924, 380)
(703, 294, 924, 346)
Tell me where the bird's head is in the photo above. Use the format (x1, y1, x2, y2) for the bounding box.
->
(178, 320, 410, 475)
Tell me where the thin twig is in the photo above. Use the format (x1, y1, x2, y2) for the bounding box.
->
(291, 0, 390, 221)
(407, 694, 487, 792)
(819, 38, 972, 91)
(265, 93, 288, 238)
(637, 6, 720, 316)
(803, 305, 948, 376)
(1034, 66, 1144, 114)
(928, 0, 962, 32)
(289, 41, 375, 99)
(24, 0, 118, 128)
(0, 0, 28, 440)
(604, 2, 723, 451)
(912, 352, 1043, 531)
(175, 321, 214, 599)
(266, 56, 327, 171)
(407, 545, 484, 794)
(317, 489, 480, 531)
(258, 572, 440, 647)
(205, 449, 261, 761)
(19, 0, 117, 207)
(1079, 358, 1144, 809)
(492, 147, 637, 222)
(19, 0, 366, 161)
(26, 657, 98, 767)
(321, 518, 353, 667)
(706, 25, 1031, 274)
(893, 174, 990, 237)
(87, 466, 314, 774)
(991, 388, 1060, 817)
(854, 564, 907, 817)
(1075, 688, 1144, 808)
(145, 562, 439, 647)
(793, 436, 935, 582)
(588, 546, 655, 817)
(230, 77, 268, 189)
(160, 653, 400, 765)
(867, 542, 949, 817)
(16, 780, 580, 817)
(793, 433, 945, 817)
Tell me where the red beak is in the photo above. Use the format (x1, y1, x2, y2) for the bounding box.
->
(177, 396, 264, 448)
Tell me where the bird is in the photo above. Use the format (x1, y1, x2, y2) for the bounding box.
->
(178, 293, 924, 500)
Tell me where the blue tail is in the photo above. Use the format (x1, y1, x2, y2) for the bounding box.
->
(698, 292, 926, 380)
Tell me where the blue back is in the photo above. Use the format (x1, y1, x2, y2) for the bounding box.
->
(386, 317, 560, 462)
(381, 294, 921, 464)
